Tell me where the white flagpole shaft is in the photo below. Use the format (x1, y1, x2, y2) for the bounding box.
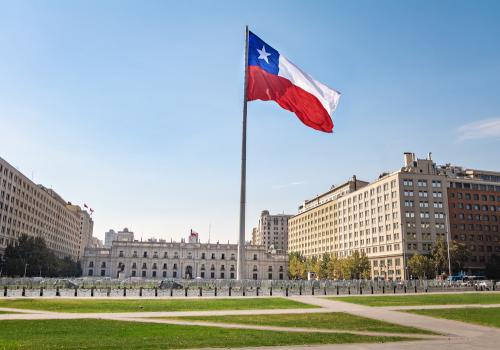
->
(237, 25, 249, 281)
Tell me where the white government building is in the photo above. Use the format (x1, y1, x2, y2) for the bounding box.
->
(83, 231, 288, 280)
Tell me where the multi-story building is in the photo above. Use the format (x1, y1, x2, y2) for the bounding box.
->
(288, 152, 450, 280)
(0, 156, 94, 261)
(104, 228, 134, 247)
(251, 210, 292, 252)
(443, 166, 500, 275)
(83, 231, 288, 280)
(67, 204, 94, 258)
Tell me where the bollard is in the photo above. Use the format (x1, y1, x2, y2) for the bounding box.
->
(215, 287, 217, 297)
(256, 287, 259, 296)
(404, 286, 407, 294)
(347, 286, 350, 295)
(312, 286, 315, 295)
(185, 288, 188, 297)
(285, 287, 289, 297)
(299, 286, 302, 295)
(243, 288, 246, 297)
(270, 287, 272, 296)
(90, 287, 94, 297)
(74, 287, 78, 297)
(229, 286, 232, 296)
(107, 287, 111, 297)
(415, 285, 417, 293)
(22, 287, 26, 297)
(425, 287, 428, 293)
(170, 288, 173, 297)
(199, 287, 202, 297)
(382, 286, 385, 294)
(371, 286, 374, 294)
(56, 286, 61, 297)
(123, 287, 127, 297)
(3, 286, 7, 297)
(139, 287, 143, 297)
(324, 287, 327, 295)
(336, 286, 339, 295)
(393, 286, 396, 294)
(155, 288, 158, 297)
(40, 287, 44, 297)
(359, 286, 362, 295)
(493, 282, 496, 291)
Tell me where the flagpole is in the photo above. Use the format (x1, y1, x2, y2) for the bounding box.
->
(237, 25, 249, 281)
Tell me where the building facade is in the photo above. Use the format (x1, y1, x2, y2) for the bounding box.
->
(0, 156, 93, 261)
(288, 153, 453, 280)
(104, 228, 134, 247)
(251, 210, 292, 252)
(444, 167, 500, 274)
(83, 232, 288, 280)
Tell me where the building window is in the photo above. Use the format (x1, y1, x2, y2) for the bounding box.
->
(142, 270, 146, 277)
(268, 273, 272, 279)
(162, 271, 167, 278)
(100, 270, 105, 277)
(201, 271, 205, 278)
(253, 254, 257, 260)
(88, 269, 93, 276)
(119, 251, 124, 257)
(152, 271, 157, 278)
(132, 270, 136, 277)
(173, 271, 177, 278)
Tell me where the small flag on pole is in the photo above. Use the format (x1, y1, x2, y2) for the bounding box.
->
(247, 31, 340, 133)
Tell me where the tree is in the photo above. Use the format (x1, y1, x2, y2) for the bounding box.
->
(408, 253, 434, 279)
(431, 238, 470, 276)
(3, 235, 81, 277)
(345, 251, 371, 279)
(327, 255, 342, 279)
(288, 252, 306, 279)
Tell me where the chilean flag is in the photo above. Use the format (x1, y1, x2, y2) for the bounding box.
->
(247, 31, 340, 133)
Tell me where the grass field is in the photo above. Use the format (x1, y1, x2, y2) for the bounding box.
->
(0, 297, 316, 313)
(0, 319, 409, 349)
(332, 293, 500, 307)
(171, 312, 435, 334)
(407, 307, 500, 329)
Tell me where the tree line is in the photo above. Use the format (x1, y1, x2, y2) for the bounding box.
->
(289, 238, 480, 280)
(289, 250, 371, 280)
(0, 235, 81, 277)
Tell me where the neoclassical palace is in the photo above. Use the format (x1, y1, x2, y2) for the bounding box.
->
(82, 232, 288, 280)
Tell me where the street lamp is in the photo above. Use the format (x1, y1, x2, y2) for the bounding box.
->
(444, 213, 452, 277)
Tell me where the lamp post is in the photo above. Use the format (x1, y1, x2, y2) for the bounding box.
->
(444, 213, 452, 277)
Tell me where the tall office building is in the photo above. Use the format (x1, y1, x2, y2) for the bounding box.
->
(252, 210, 292, 252)
(104, 227, 134, 247)
(289, 152, 500, 279)
(0, 156, 94, 261)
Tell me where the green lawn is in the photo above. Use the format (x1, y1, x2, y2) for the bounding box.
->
(0, 319, 409, 349)
(171, 312, 435, 334)
(0, 297, 316, 313)
(332, 293, 500, 307)
(407, 307, 500, 329)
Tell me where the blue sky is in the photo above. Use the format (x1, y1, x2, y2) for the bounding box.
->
(1, 0, 499, 243)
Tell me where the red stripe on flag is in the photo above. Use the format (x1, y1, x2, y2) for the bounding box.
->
(247, 66, 333, 133)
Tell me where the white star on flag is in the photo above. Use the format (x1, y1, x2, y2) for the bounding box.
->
(257, 45, 271, 64)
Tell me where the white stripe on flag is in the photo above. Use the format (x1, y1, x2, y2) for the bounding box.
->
(278, 56, 341, 116)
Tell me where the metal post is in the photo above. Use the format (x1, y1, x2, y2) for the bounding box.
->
(74, 287, 78, 297)
(237, 25, 249, 281)
(155, 288, 158, 297)
(56, 286, 61, 297)
(444, 213, 452, 277)
(139, 287, 143, 297)
(124, 287, 127, 297)
(215, 287, 217, 296)
(22, 287, 26, 297)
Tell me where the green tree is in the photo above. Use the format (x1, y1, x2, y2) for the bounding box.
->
(431, 238, 470, 276)
(408, 253, 434, 279)
(346, 251, 371, 279)
(327, 255, 342, 279)
(288, 252, 306, 279)
(3, 235, 81, 277)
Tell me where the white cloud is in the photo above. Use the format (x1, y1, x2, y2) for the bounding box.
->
(457, 118, 500, 141)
